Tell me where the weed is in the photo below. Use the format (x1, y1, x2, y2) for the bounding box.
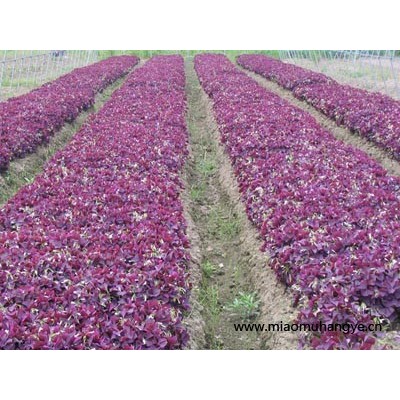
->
(201, 260, 218, 279)
(190, 183, 205, 202)
(219, 216, 239, 238)
(207, 207, 239, 239)
(227, 292, 260, 320)
(199, 285, 220, 318)
(198, 155, 216, 177)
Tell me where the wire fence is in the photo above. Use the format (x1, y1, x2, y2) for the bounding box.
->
(278, 50, 400, 100)
(2, 50, 399, 101)
(0, 50, 98, 101)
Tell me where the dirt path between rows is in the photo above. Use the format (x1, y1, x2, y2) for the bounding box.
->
(238, 65, 400, 178)
(183, 59, 298, 350)
(0, 62, 143, 206)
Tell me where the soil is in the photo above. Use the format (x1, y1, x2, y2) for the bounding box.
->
(238, 65, 400, 178)
(183, 59, 298, 349)
(181, 192, 206, 349)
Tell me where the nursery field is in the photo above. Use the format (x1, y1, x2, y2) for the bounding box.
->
(1, 52, 400, 349)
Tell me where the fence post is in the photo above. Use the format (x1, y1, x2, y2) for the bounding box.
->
(389, 52, 400, 98)
(0, 50, 7, 100)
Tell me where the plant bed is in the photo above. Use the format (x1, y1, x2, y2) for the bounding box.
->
(196, 54, 400, 349)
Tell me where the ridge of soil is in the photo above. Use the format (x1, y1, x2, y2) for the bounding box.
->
(181, 192, 207, 349)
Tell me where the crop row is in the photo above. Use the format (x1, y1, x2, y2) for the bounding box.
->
(237, 54, 400, 160)
(195, 54, 400, 349)
(0, 55, 139, 172)
(0, 55, 190, 349)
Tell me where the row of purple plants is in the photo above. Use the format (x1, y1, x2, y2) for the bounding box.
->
(0, 55, 191, 349)
(195, 54, 400, 349)
(237, 54, 400, 160)
(0, 55, 139, 171)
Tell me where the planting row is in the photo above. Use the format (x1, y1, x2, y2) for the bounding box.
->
(237, 54, 400, 160)
(195, 54, 400, 349)
(0, 55, 139, 172)
(0, 55, 190, 349)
